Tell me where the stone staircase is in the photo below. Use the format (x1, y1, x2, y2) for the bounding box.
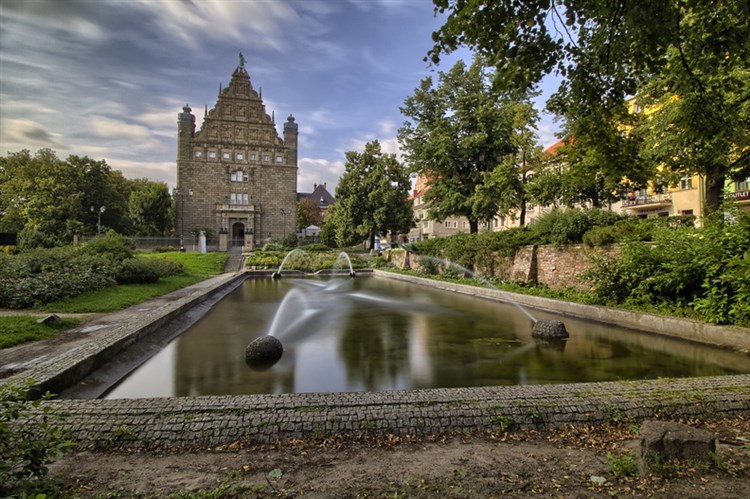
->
(223, 246, 245, 273)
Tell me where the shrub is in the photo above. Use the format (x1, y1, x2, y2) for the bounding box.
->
(0, 382, 74, 496)
(529, 208, 624, 246)
(115, 258, 161, 284)
(81, 229, 134, 261)
(0, 269, 115, 308)
(299, 242, 331, 252)
(584, 207, 750, 326)
(152, 245, 177, 253)
(139, 257, 184, 277)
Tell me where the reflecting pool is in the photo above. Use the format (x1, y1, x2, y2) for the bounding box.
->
(104, 277, 750, 398)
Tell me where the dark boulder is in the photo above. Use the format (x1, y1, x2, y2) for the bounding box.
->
(531, 320, 569, 339)
(245, 335, 283, 371)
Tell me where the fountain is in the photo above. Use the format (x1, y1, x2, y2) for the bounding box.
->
(409, 255, 568, 339)
(271, 248, 312, 279)
(271, 249, 356, 279)
(246, 250, 568, 373)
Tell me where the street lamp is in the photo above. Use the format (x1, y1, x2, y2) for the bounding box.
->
(280, 208, 287, 238)
(177, 191, 185, 251)
(90, 205, 105, 236)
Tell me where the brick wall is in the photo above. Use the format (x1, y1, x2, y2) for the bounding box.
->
(391, 244, 621, 291)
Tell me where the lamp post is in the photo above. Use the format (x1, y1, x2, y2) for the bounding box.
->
(177, 191, 185, 251)
(90, 205, 105, 235)
(280, 208, 287, 238)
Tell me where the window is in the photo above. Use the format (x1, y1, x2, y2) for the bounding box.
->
(736, 177, 750, 191)
(230, 170, 248, 182)
(276, 155, 284, 163)
(208, 151, 217, 159)
(249, 153, 256, 161)
(222, 152, 231, 160)
(194, 150, 203, 158)
(263, 154, 270, 162)
(679, 177, 693, 190)
(236, 152, 244, 160)
(229, 193, 248, 206)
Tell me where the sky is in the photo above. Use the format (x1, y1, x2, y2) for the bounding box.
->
(0, 0, 560, 194)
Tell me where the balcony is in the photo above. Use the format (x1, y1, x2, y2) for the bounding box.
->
(216, 203, 256, 213)
(622, 194, 673, 210)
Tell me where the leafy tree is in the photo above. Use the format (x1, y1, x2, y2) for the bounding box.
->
(429, 0, 750, 212)
(296, 197, 324, 232)
(327, 141, 413, 248)
(68, 155, 131, 235)
(128, 179, 172, 236)
(399, 56, 525, 232)
(0, 149, 81, 247)
(475, 100, 544, 226)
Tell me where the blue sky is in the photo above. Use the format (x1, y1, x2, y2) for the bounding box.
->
(0, 0, 560, 193)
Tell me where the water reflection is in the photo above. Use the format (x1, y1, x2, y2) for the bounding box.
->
(104, 277, 750, 399)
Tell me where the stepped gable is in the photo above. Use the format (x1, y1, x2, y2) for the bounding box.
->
(194, 66, 282, 147)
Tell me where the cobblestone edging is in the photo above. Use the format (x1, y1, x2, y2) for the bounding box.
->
(24, 374, 750, 449)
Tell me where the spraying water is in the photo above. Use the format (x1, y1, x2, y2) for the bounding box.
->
(416, 255, 540, 324)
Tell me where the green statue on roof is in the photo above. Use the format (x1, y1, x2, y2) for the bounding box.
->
(239, 52, 246, 68)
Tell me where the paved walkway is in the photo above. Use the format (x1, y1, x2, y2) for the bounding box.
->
(3, 271, 750, 450)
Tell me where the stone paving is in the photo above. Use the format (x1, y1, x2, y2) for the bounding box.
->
(3, 270, 750, 450)
(23, 374, 750, 449)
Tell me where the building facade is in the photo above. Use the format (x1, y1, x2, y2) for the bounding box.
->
(176, 61, 298, 248)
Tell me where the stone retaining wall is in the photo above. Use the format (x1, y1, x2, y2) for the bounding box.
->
(386, 244, 621, 290)
(21, 374, 750, 449)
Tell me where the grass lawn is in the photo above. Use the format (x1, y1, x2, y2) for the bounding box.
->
(0, 315, 85, 348)
(43, 251, 229, 314)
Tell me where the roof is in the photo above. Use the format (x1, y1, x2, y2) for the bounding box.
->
(297, 183, 336, 206)
(545, 140, 566, 155)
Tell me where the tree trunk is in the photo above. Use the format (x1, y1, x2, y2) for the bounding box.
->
(469, 220, 479, 233)
(704, 165, 725, 214)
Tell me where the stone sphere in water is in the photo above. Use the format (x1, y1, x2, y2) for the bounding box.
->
(531, 320, 569, 339)
(245, 335, 283, 370)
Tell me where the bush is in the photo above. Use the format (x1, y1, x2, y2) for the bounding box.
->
(115, 258, 161, 284)
(584, 207, 750, 326)
(1, 382, 74, 496)
(152, 245, 178, 253)
(0, 268, 115, 308)
(81, 229, 134, 261)
(298, 242, 331, 252)
(529, 208, 624, 246)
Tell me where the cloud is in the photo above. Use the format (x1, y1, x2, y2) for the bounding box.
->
(108, 158, 177, 187)
(0, 0, 106, 42)
(298, 157, 344, 193)
(0, 118, 67, 150)
(89, 116, 153, 141)
(132, 0, 300, 52)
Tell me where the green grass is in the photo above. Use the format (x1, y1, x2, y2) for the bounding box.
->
(44, 252, 228, 314)
(0, 316, 85, 348)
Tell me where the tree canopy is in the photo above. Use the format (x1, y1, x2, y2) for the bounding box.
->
(325, 141, 413, 248)
(430, 0, 750, 212)
(0, 149, 175, 248)
(399, 56, 538, 231)
(296, 197, 324, 232)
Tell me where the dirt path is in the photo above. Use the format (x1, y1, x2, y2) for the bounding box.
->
(50, 419, 750, 498)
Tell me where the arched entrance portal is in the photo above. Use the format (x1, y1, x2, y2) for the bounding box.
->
(231, 222, 245, 246)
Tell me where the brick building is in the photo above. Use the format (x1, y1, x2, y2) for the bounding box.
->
(176, 59, 298, 249)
